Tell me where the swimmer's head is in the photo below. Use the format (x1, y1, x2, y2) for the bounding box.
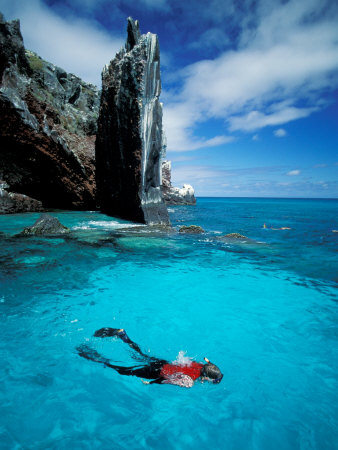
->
(201, 357, 223, 384)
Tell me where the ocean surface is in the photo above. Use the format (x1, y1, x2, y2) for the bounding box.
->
(0, 197, 337, 450)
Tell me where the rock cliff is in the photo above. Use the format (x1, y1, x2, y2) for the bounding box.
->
(162, 160, 196, 205)
(0, 180, 43, 214)
(0, 13, 99, 213)
(96, 18, 169, 225)
(0, 13, 194, 219)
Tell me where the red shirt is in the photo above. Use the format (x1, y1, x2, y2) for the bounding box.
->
(160, 362, 204, 380)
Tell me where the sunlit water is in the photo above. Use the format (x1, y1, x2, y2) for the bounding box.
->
(0, 198, 337, 449)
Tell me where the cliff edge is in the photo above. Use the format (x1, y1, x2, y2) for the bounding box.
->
(0, 13, 99, 213)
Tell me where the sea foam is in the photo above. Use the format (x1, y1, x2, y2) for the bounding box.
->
(172, 350, 195, 366)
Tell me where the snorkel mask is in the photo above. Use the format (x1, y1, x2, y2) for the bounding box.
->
(203, 357, 223, 384)
(212, 374, 223, 384)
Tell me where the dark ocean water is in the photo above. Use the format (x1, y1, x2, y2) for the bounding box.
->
(0, 198, 337, 449)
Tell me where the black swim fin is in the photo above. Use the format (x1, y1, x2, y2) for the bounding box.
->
(77, 344, 111, 366)
(94, 327, 123, 338)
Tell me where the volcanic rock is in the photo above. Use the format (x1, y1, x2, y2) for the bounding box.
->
(216, 233, 265, 246)
(18, 213, 70, 236)
(0, 180, 43, 213)
(0, 14, 99, 213)
(161, 160, 196, 205)
(179, 225, 204, 234)
(95, 18, 169, 225)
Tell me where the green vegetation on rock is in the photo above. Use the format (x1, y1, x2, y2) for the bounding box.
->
(26, 50, 44, 72)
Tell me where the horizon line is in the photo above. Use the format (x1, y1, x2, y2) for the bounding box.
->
(195, 196, 338, 200)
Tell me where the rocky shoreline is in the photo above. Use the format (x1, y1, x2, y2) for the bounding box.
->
(0, 14, 195, 221)
(161, 161, 196, 205)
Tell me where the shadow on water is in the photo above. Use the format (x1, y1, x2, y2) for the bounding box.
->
(2, 222, 336, 288)
(0, 225, 188, 307)
(0, 234, 119, 305)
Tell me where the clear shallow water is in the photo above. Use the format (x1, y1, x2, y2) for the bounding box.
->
(0, 198, 337, 450)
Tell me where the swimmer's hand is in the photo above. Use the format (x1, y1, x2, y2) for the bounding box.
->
(141, 379, 150, 385)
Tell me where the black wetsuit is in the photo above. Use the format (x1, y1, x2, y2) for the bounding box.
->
(77, 328, 168, 384)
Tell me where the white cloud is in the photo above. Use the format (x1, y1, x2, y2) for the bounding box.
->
(170, 165, 228, 185)
(229, 107, 316, 132)
(163, 104, 234, 151)
(170, 163, 284, 187)
(274, 128, 287, 137)
(164, 0, 338, 150)
(169, 161, 337, 196)
(2, 0, 338, 152)
(169, 155, 196, 162)
(1, 0, 124, 86)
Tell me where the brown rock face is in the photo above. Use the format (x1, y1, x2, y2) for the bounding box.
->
(0, 14, 98, 213)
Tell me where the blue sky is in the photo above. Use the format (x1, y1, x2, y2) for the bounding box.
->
(1, 0, 337, 197)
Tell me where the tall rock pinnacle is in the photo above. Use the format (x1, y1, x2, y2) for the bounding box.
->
(95, 17, 170, 225)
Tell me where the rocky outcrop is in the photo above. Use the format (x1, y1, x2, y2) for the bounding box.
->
(179, 225, 204, 234)
(161, 160, 196, 205)
(0, 14, 99, 214)
(216, 234, 262, 246)
(0, 180, 43, 213)
(222, 233, 248, 239)
(18, 213, 70, 236)
(0, 13, 193, 220)
(96, 18, 169, 225)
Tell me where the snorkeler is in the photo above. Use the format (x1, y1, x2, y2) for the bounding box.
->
(263, 223, 291, 230)
(77, 328, 223, 388)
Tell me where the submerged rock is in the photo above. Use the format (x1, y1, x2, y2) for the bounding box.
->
(18, 213, 70, 236)
(96, 18, 169, 225)
(0, 14, 98, 213)
(179, 225, 204, 234)
(216, 233, 264, 246)
(222, 233, 248, 239)
(161, 160, 196, 205)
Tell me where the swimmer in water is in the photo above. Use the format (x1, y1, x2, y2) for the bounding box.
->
(263, 223, 291, 230)
(77, 328, 223, 388)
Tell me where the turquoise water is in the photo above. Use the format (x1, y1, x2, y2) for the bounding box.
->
(0, 198, 337, 449)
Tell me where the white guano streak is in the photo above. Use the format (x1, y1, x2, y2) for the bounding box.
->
(141, 34, 161, 205)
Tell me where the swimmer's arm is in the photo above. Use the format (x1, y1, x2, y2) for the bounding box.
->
(162, 374, 194, 388)
(141, 375, 194, 388)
